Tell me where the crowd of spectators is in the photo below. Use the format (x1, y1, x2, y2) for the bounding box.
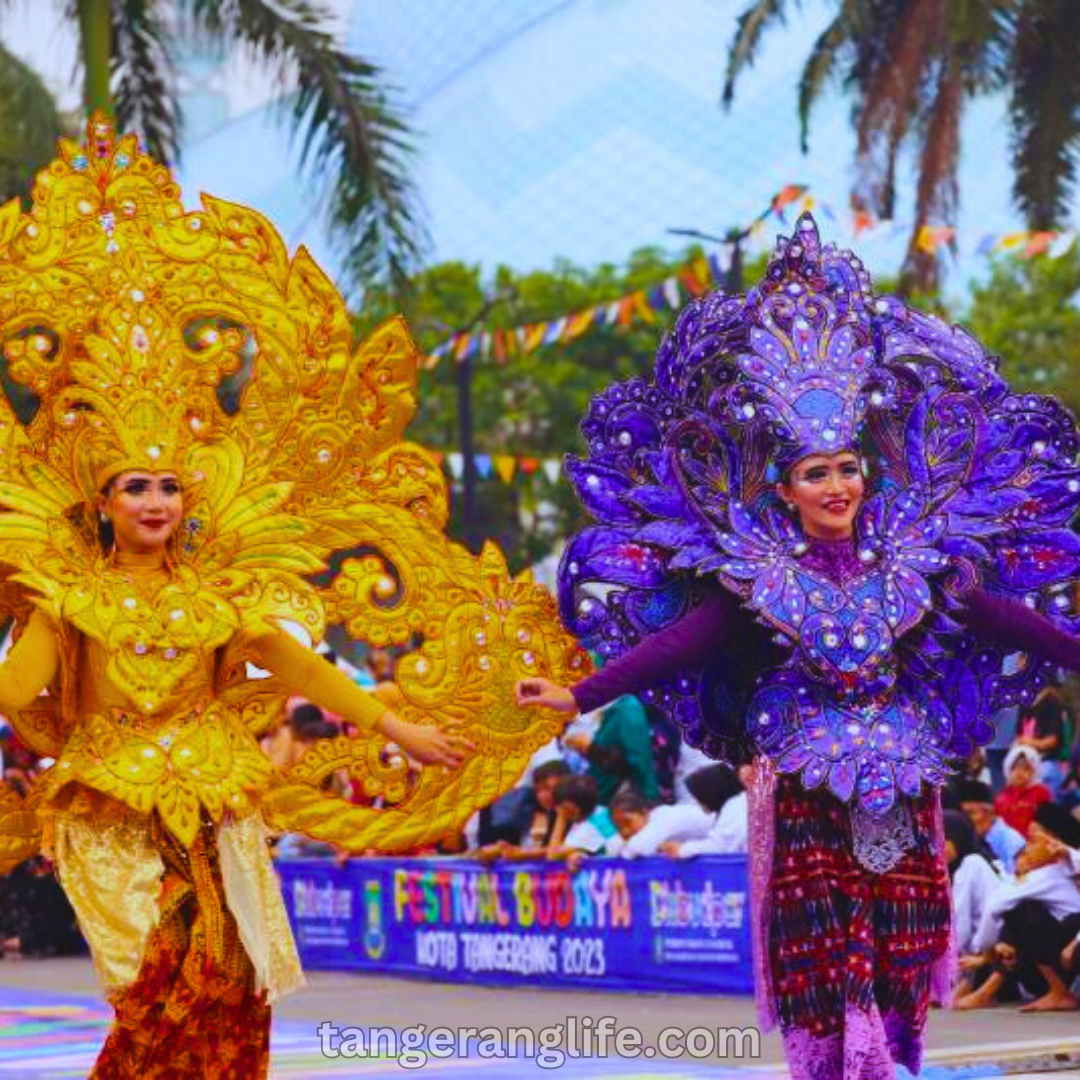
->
(942, 683, 1080, 1012)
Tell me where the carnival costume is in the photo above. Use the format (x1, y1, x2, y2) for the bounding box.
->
(0, 116, 584, 1078)
(560, 214, 1080, 1079)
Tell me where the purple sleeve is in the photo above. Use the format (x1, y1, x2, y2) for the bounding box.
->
(571, 588, 743, 714)
(957, 587, 1080, 671)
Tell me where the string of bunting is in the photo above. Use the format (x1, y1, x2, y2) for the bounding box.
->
(429, 451, 563, 485)
(423, 184, 1080, 370)
(422, 184, 810, 369)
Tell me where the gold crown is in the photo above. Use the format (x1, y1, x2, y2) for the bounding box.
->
(0, 113, 246, 501)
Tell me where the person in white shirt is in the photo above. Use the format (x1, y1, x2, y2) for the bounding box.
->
(606, 790, 713, 858)
(672, 744, 714, 804)
(946, 810, 1002, 955)
(945, 810, 1003, 1006)
(963, 801, 1080, 1011)
(659, 763, 750, 858)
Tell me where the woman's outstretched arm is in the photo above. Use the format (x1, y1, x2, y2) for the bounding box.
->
(571, 588, 742, 713)
(250, 628, 471, 766)
(0, 610, 59, 713)
(517, 587, 742, 717)
(957, 587, 1080, 671)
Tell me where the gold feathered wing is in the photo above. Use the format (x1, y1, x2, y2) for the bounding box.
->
(0, 115, 587, 859)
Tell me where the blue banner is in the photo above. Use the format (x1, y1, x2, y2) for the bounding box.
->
(278, 856, 752, 994)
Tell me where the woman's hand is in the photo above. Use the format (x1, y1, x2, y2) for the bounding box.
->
(514, 677, 579, 715)
(375, 712, 474, 767)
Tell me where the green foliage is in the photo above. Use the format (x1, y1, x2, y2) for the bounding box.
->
(0, 44, 63, 207)
(357, 248, 723, 570)
(353, 243, 1080, 571)
(962, 245, 1080, 416)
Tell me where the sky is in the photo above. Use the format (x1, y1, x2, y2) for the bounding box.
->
(0, 1, 1069, 305)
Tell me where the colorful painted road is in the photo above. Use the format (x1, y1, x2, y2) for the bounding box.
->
(1, 987, 1079, 1078)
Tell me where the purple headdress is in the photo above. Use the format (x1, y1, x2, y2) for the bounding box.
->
(560, 214, 1080, 814)
(724, 215, 894, 473)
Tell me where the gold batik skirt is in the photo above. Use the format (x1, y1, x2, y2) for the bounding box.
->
(51, 792, 303, 1078)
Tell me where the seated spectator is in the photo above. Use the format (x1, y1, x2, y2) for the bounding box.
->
(661, 763, 749, 858)
(547, 776, 617, 864)
(563, 687, 659, 805)
(605, 789, 712, 858)
(965, 802, 1080, 1011)
(1061, 740, 1080, 813)
(959, 779, 1026, 875)
(945, 809, 1002, 1005)
(475, 760, 572, 860)
(0, 855, 84, 958)
(1017, 684, 1068, 796)
(995, 745, 1053, 839)
(673, 743, 714, 804)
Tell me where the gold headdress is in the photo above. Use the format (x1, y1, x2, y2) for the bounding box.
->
(0, 114, 586, 865)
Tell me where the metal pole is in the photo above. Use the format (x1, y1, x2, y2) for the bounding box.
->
(457, 351, 478, 551)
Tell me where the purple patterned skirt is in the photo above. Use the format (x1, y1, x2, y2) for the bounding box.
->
(750, 768, 952, 1080)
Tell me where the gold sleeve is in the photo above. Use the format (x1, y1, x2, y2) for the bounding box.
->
(0, 609, 59, 712)
(249, 628, 388, 733)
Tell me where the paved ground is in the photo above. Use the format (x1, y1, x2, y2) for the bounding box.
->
(0, 958, 1078, 1078)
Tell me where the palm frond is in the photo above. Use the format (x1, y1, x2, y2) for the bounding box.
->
(853, 0, 942, 217)
(111, 0, 182, 163)
(723, 0, 796, 106)
(1008, 0, 1080, 229)
(187, 0, 425, 296)
(947, 0, 1014, 94)
(797, 3, 860, 153)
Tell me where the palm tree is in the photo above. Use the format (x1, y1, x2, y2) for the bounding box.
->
(723, 1, 1080, 294)
(1009, 0, 1080, 231)
(0, 41, 63, 205)
(62, 0, 423, 293)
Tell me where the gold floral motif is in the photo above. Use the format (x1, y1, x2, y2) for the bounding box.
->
(0, 115, 587, 857)
(0, 783, 40, 875)
(48, 706, 271, 848)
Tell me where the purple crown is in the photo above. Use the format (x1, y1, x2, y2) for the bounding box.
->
(726, 214, 895, 472)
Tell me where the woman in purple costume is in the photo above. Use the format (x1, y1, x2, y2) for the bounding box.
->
(517, 216, 1080, 1080)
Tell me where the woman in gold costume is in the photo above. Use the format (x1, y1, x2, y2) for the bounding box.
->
(0, 117, 582, 1077)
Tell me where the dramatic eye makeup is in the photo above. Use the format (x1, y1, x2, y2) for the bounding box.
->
(118, 477, 181, 496)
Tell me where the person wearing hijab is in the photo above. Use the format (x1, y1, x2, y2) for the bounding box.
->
(660, 763, 751, 858)
(995, 745, 1054, 838)
(945, 809, 1002, 1007)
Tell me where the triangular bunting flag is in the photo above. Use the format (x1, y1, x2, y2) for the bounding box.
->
(492, 454, 517, 483)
